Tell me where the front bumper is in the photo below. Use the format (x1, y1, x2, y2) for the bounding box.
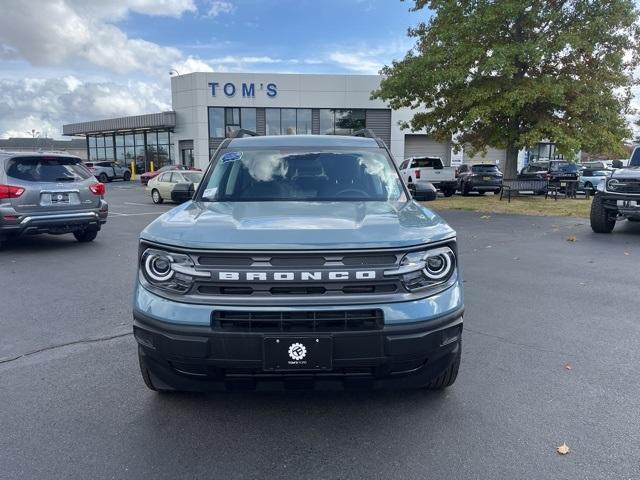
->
(598, 192, 640, 218)
(133, 282, 464, 391)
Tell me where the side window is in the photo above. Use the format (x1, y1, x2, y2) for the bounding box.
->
(399, 160, 409, 170)
(160, 173, 170, 182)
(172, 173, 184, 183)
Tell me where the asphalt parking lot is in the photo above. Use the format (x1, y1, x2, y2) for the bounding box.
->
(1, 185, 639, 480)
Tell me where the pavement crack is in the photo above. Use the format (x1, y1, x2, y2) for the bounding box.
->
(465, 327, 574, 357)
(0, 331, 132, 365)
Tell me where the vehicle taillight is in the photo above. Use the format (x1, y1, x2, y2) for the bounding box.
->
(0, 184, 25, 199)
(90, 182, 106, 196)
(454, 168, 459, 178)
(415, 169, 421, 180)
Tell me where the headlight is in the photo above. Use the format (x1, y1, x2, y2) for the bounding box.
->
(607, 178, 625, 191)
(141, 248, 209, 293)
(385, 246, 456, 292)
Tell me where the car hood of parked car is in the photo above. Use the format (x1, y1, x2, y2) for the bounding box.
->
(141, 200, 455, 250)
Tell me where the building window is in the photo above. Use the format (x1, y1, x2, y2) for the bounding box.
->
(319, 109, 334, 135)
(208, 107, 224, 138)
(319, 109, 365, 135)
(241, 108, 256, 132)
(208, 107, 257, 138)
(297, 109, 312, 134)
(281, 109, 296, 135)
(266, 108, 280, 135)
(335, 110, 366, 135)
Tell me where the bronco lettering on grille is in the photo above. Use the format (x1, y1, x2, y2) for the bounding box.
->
(216, 271, 377, 281)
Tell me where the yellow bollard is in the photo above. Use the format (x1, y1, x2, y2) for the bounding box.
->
(150, 161, 155, 172)
(130, 161, 136, 181)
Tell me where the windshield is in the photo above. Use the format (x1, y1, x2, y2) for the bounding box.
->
(6, 156, 92, 182)
(182, 172, 203, 183)
(199, 149, 407, 202)
(471, 165, 499, 173)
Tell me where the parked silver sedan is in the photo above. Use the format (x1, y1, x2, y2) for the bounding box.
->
(145, 170, 203, 204)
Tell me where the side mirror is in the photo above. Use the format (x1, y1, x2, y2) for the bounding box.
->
(612, 160, 623, 168)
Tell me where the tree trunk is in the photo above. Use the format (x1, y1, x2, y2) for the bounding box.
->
(504, 143, 519, 179)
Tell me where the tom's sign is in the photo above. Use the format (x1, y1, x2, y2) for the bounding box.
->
(208, 81, 277, 98)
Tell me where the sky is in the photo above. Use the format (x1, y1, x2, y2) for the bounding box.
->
(0, 0, 429, 139)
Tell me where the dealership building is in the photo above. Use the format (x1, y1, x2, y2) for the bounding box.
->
(63, 72, 526, 172)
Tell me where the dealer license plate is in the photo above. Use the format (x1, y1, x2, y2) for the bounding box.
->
(263, 336, 332, 371)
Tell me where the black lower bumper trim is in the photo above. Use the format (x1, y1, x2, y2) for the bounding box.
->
(133, 306, 464, 391)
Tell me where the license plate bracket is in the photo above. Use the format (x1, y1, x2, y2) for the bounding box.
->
(263, 336, 332, 371)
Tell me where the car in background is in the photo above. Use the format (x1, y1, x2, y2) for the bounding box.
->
(0, 152, 108, 248)
(456, 163, 503, 195)
(140, 165, 189, 185)
(398, 156, 457, 197)
(84, 161, 131, 183)
(579, 168, 611, 194)
(518, 160, 579, 194)
(146, 170, 203, 204)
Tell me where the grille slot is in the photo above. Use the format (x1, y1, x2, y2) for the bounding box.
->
(213, 309, 384, 332)
(198, 283, 397, 296)
(613, 180, 640, 194)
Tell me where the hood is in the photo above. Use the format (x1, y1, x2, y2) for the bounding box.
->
(611, 166, 640, 179)
(141, 200, 455, 250)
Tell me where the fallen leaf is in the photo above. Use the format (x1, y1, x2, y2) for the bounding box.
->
(480, 215, 491, 219)
(557, 443, 570, 455)
(624, 252, 630, 256)
(565, 363, 572, 370)
(566, 235, 577, 242)
(486, 245, 492, 248)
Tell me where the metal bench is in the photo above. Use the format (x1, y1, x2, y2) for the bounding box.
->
(500, 179, 548, 202)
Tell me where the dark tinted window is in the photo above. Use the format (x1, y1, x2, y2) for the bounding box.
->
(631, 148, 640, 167)
(6, 157, 91, 182)
(201, 149, 406, 202)
(471, 165, 499, 173)
(412, 158, 442, 168)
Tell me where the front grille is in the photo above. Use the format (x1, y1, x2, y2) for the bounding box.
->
(613, 180, 640, 194)
(198, 282, 398, 296)
(212, 309, 384, 332)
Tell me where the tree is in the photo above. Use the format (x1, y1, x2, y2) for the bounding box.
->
(373, 0, 639, 178)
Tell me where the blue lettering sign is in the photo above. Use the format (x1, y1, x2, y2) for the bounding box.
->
(241, 83, 255, 97)
(223, 82, 236, 97)
(208, 82, 219, 96)
(266, 83, 277, 98)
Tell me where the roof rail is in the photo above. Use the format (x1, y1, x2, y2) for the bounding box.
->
(231, 129, 259, 138)
(352, 128, 378, 139)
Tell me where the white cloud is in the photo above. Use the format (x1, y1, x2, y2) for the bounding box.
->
(0, 0, 195, 74)
(172, 57, 215, 74)
(207, 1, 234, 17)
(0, 77, 170, 139)
(328, 52, 382, 74)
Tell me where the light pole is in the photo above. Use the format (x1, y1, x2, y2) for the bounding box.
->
(169, 69, 180, 77)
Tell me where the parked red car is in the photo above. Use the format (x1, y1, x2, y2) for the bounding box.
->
(139, 165, 189, 185)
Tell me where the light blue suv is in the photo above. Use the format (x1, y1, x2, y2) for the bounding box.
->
(133, 130, 464, 392)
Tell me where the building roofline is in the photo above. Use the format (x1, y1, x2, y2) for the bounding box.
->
(62, 111, 176, 136)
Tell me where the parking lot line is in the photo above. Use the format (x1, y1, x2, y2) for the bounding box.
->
(123, 202, 154, 207)
(108, 211, 164, 217)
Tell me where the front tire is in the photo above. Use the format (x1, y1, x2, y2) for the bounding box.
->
(73, 229, 98, 242)
(442, 188, 455, 198)
(152, 189, 163, 204)
(461, 182, 471, 196)
(590, 194, 616, 233)
(426, 342, 461, 390)
(98, 173, 108, 183)
(123, 171, 131, 181)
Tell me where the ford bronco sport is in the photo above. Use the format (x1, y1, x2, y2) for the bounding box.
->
(590, 148, 640, 233)
(133, 130, 464, 392)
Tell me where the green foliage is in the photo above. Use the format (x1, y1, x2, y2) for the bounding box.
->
(374, 0, 639, 176)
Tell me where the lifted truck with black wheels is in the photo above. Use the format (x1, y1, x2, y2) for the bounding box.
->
(133, 129, 464, 393)
(590, 151, 640, 233)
